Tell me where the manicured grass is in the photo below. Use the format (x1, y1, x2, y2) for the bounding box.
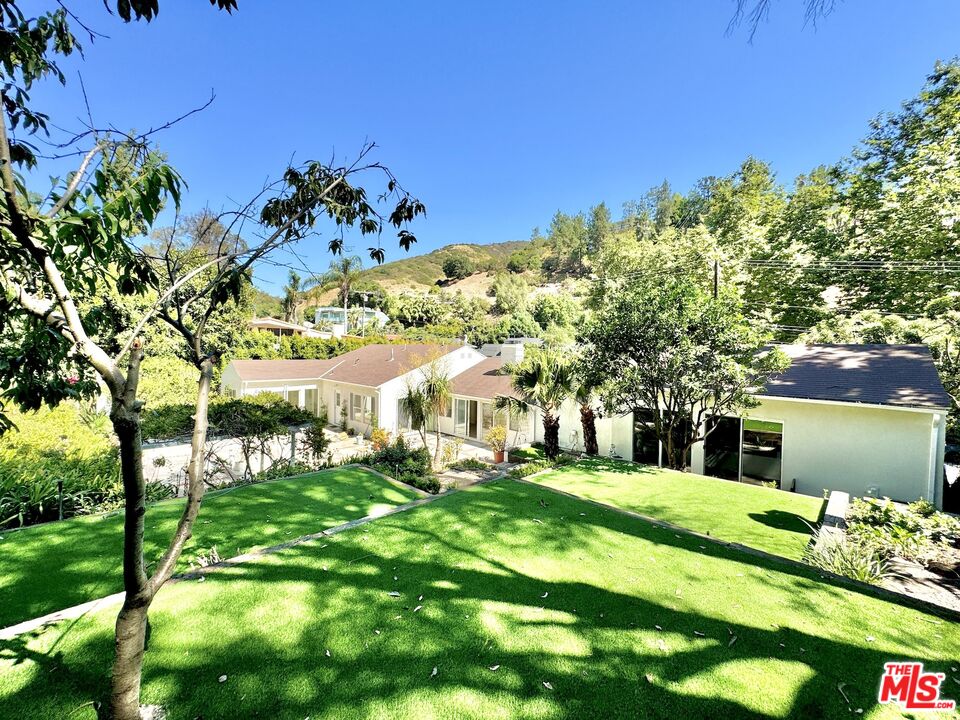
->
(0, 467, 420, 629)
(0, 479, 956, 719)
(528, 458, 825, 560)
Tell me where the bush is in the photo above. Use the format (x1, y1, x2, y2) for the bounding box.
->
(844, 496, 960, 566)
(355, 436, 439, 493)
(803, 529, 890, 585)
(442, 256, 474, 281)
(304, 417, 331, 458)
(142, 393, 313, 441)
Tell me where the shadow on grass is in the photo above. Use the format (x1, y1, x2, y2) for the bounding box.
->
(0, 468, 418, 629)
(0, 479, 954, 720)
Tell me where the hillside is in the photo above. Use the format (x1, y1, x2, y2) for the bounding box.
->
(360, 240, 529, 292)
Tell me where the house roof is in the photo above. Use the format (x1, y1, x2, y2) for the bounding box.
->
(760, 344, 951, 410)
(450, 357, 519, 401)
(320, 343, 460, 387)
(229, 358, 340, 382)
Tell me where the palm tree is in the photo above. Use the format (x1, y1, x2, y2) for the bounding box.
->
(575, 380, 599, 456)
(323, 255, 363, 330)
(280, 271, 303, 323)
(497, 348, 575, 460)
(401, 357, 452, 468)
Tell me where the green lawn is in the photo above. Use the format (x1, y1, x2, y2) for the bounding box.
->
(0, 467, 420, 629)
(528, 458, 825, 560)
(0, 479, 955, 719)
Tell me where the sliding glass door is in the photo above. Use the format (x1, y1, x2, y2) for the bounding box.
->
(703, 416, 783, 487)
(703, 416, 741, 481)
(741, 419, 783, 486)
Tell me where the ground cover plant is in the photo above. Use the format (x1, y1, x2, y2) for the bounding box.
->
(0, 467, 419, 629)
(527, 458, 824, 560)
(0, 479, 955, 719)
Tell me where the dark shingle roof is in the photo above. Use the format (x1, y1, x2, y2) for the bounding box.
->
(760, 344, 951, 409)
(450, 357, 519, 400)
(229, 344, 461, 387)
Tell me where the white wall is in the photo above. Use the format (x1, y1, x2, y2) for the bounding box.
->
(383, 346, 486, 435)
(690, 397, 943, 504)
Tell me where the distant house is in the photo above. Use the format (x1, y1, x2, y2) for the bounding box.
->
(249, 317, 329, 339)
(620, 344, 949, 507)
(315, 306, 389, 331)
(221, 341, 951, 508)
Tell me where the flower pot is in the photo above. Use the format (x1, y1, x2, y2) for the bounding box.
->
(494, 450, 505, 463)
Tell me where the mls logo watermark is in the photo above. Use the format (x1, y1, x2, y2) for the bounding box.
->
(878, 662, 956, 712)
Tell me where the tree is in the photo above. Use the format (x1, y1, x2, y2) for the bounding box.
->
(280, 270, 304, 322)
(0, 6, 425, 717)
(581, 277, 787, 470)
(575, 377, 599, 456)
(400, 353, 451, 467)
(496, 348, 576, 460)
(490, 272, 528, 314)
(531, 292, 578, 330)
(323, 255, 363, 329)
(586, 202, 612, 257)
(442, 255, 474, 280)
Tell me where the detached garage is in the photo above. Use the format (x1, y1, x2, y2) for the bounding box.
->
(689, 344, 951, 508)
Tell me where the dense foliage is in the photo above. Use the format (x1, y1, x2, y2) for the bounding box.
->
(355, 436, 440, 493)
(142, 392, 313, 441)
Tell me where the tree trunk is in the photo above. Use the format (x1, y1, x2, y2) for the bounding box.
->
(108, 344, 151, 720)
(542, 412, 560, 460)
(107, 352, 215, 720)
(579, 403, 598, 456)
(433, 411, 443, 468)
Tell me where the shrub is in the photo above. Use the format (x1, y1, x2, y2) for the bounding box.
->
(304, 417, 331, 458)
(371, 426, 391, 452)
(485, 425, 507, 452)
(803, 529, 890, 585)
(450, 458, 490, 472)
(844, 496, 960, 566)
(142, 393, 313, 441)
(355, 436, 439, 493)
(252, 459, 317, 483)
(442, 256, 474, 281)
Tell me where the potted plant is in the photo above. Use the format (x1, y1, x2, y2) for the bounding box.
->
(486, 425, 508, 463)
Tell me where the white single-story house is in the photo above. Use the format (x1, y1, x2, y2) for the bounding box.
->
(221, 343, 486, 437)
(249, 316, 330, 338)
(221, 342, 952, 508)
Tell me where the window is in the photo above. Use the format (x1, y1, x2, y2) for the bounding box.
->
(350, 393, 376, 424)
(508, 409, 522, 432)
(481, 403, 495, 432)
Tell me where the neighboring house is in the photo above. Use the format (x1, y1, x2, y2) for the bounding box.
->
(249, 317, 330, 338)
(221, 343, 486, 437)
(221, 341, 952, 508)
(315, 306, 389, 330)
(626, 344, 949, 507)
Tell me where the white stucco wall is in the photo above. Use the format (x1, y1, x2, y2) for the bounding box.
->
(690, 397, 944, 504)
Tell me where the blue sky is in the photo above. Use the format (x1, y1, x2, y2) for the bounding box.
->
(30, 1, 960, 293)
